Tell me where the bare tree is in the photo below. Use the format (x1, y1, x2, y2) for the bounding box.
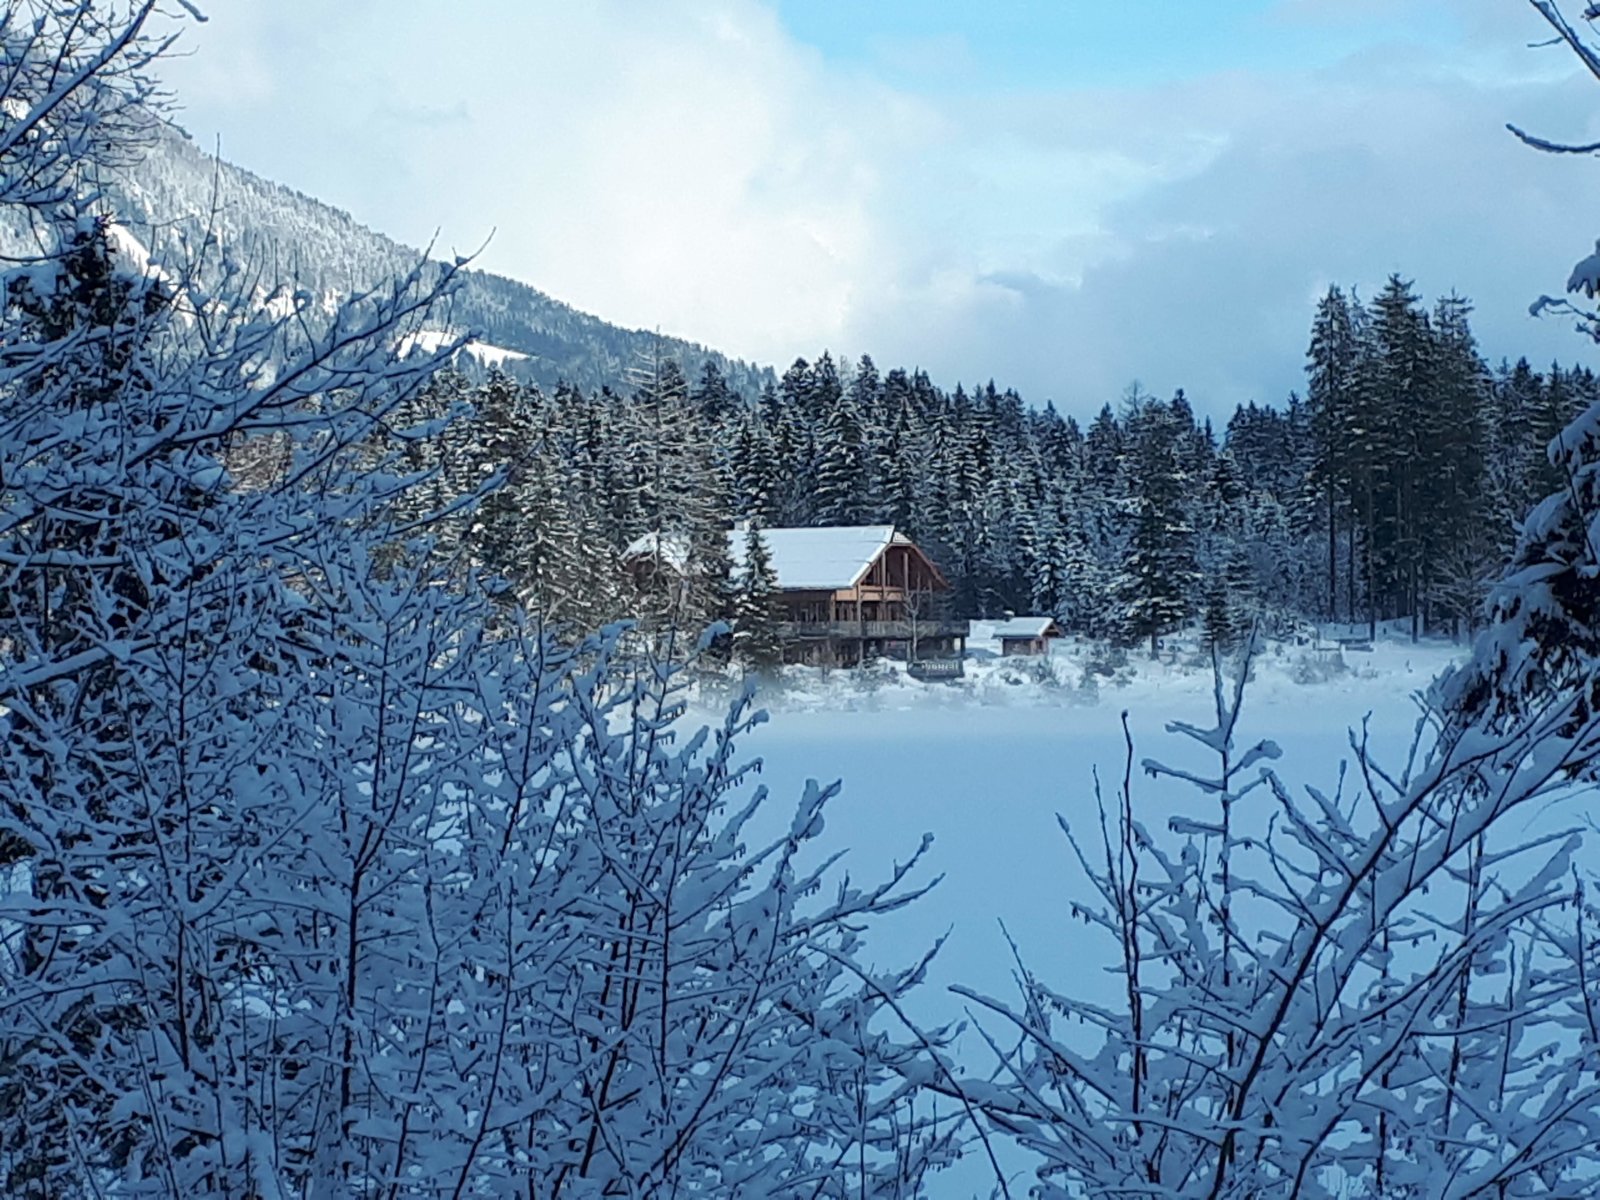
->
(959, 642, 1600, 1198)
(0, 9, 957, 1195)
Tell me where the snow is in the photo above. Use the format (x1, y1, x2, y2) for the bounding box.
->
(622, 530, 691, 571)
(468, 340, 531, 369)
(626, 524, 902, 590)
(732, 524, 895, 589)
(711, 631, 1476, 1196)
(104, 220, 175, 289)
(259, 285, 339, 322)
(1569, 238, 1600, 298)
(397, 327, 530, 368)
(970, 615, 1060, 642)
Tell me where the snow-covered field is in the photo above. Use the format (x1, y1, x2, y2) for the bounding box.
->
(720, 632, 1473, 1197)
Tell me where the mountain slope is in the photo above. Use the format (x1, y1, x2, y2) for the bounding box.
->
(100, 123, 774, 396)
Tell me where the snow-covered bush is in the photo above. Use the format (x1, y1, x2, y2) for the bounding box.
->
(961, 644, 1600, 1198)
(0, 9, 954, 1195)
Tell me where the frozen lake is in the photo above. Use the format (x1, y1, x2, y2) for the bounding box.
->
(731, 641, 1471, 1196)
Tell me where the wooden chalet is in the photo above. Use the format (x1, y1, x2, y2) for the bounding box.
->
(623, 524, 970, 667)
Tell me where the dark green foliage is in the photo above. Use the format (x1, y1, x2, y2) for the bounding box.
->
(733, 524, 784, 674)
(379, 279, 1571, 654)
(1115, 395, 1199, 654)
(813, 394, 869, 526)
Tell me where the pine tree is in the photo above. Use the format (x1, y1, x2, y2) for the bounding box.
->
(730, 414, 779, 526)
(766, 367, 814, 524)
(1021, 485, 1070, 616)
(1419, 293, 1489, 635)
(1201, 545, 1256, 653)
(1359, 277, 1432, 629)
(847, 352, 883, 420)
(733, 523, 784, 674)
(1116, 399, 1198, 655)
(690, 358, 739, 424)
(872, 400, 919, 529)
(1486, 358, 1541, 538)
(1305, 286, 1360, 621)
(813, 393, 869, 525)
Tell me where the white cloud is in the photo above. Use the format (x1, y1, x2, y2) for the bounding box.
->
(157, 0, 1600, 421)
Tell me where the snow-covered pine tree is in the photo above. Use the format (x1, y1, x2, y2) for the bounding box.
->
(1306, 285, 1361, 621)
(1115, 396, 1198, 655)
(1020, 474, 1070, 618)
(1056, 500, 1114, 639)
(771, 358, 819, 524)
(681, 495, 737, 651)
(1194, 445, 1251, 650)
(1418, 293, 1489, 634)
(730, 412, 779, 526)
(689, 356, 739, 424)
(378, 367, 481, 561)
(848, 351, 883, 423)
(733, 522, 785, 675)
(620, 346, 731, 646)
(813, 388, 869, 525)
(1484, 357, 1541, 539)
(1200, 544, 1255, 653)
(872, 397, 919, 529)
(462, 371, 534, 571)
(1359, 277, 1420, 625)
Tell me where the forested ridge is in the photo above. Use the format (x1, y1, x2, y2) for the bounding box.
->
(0, 118, 777, 397)
(400, 277, 1598, 650)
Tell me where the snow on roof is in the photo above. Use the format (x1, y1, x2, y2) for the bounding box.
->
(731, 525, 897, 591)
(972, 617, 1062, 642)
(622, 531, 691, 572)
(624, 525, 903, 591)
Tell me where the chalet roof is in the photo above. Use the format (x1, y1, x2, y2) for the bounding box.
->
(624, 524, 915, 592)
(731, 525, 897, 591)
(973, 617, 1064, 641)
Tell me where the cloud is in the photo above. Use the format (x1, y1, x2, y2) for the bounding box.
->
(162, 0, 934, 359)
(856, 53, 1600, 416)
(156, 0, 1600, 422)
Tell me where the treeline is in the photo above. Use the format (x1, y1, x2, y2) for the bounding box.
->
(398, 276, 1596, 649)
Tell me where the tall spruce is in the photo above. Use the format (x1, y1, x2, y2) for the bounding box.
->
(733, 523, 784, 674)
(1116, 396, 1198, 654)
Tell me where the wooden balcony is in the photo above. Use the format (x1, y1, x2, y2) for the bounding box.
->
(777, 619, 971, 641)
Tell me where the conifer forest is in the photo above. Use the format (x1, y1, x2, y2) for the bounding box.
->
(403, 279, 1596, 654)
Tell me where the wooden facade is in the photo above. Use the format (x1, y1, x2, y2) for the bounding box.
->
(1000, 634, 1054, 657)
(776, 535, 969, 667)
(621, 526, 971, 668)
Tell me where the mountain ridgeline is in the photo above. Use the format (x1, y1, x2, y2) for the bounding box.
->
(96, 122, 773, 396)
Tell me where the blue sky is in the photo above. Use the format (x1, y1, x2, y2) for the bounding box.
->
(155, 0, 1598, 420)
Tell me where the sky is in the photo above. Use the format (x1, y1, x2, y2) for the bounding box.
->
(154, 0, 1600, 422)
